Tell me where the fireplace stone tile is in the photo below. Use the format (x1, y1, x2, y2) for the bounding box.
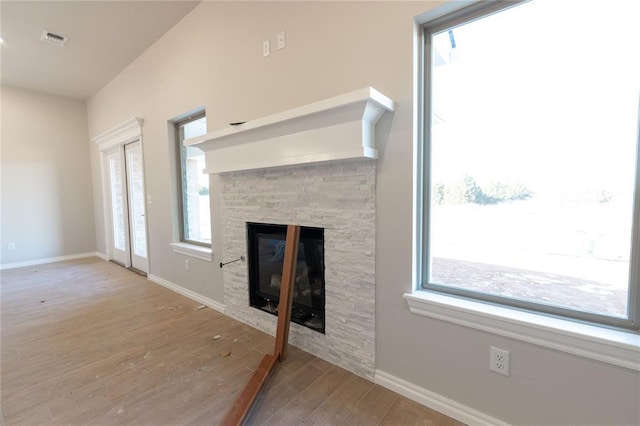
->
(220, 159, 376, 379)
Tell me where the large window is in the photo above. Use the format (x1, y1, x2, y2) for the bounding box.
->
(177, 113, 210, 246)
(419, 0, 640, 330)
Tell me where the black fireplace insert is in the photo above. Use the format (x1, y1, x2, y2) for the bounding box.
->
(246, 222, 325, 333)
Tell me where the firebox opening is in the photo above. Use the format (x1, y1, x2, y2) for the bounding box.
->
(247, 222, 325, 333)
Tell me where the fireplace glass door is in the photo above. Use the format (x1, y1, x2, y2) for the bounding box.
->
(247, 223, 325, 333)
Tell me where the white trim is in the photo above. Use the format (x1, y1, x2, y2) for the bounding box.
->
(147, 274, 224, 313)
(0, 252, 102, 270)
(99, 149, 115, 263)
(186, 87, 394, 174)
(91, 117, 143, 151)
(375, 369, 509, 426)
(169, 242, 212, 262)
(414, 0, 480, 25)
(404, 291, 640, 371)
(95, 251, 108, 261)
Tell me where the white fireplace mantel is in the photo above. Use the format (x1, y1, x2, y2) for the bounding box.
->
(185, 87, 394, 174)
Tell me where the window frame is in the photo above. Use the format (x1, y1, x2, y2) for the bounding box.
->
(415, 0, 640, 331)
(175, 111, 211, 248)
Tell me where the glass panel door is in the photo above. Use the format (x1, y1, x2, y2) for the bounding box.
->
(125, 141, 148, 272)
(106, 148, 128, 266)
(104, 141, 148, 273)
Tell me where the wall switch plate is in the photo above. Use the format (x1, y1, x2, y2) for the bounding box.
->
(7, 242, 16, 251)
(277, 31, 286, 50)
(263, 39, 270, 57)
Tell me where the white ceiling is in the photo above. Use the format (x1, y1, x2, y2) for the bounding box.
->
(1, 1, 201, 100)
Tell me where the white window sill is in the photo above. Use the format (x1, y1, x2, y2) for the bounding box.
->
(404, 290, 640, 371)
(169, 242, 212, 262)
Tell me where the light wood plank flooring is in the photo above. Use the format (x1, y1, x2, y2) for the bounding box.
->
(1, 257, 463, 425)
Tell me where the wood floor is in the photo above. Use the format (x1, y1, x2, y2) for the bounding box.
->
(1, 257, 463, 425)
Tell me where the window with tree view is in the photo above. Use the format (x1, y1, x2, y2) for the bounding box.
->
(177, 113, 210, 246)
(421, 0, 640, 329)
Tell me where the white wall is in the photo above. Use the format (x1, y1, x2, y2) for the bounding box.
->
(1, 86, 95, 266)
(86, 2, 640, 424)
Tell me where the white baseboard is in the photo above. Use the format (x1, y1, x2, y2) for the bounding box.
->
(147, 274, 225, 314)
(95, 251, 108, 261)
(0, 252, 102, 271)
(374, 369, 509, 426)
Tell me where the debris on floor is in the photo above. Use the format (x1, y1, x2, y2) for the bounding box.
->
(39, 300, 46, 303)
(213, 335, 221, 340)
(195, 305, 207, 310)
(219, 350, 231, 358)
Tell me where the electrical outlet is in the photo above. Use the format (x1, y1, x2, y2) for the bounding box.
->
(263, 39, 270, 57)
(490, 346, 510, 376)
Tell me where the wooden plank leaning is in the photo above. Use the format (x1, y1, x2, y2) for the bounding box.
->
(221, 224, 301, 426)
(273, 224, 300, 361)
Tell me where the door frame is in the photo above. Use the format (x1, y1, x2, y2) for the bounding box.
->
(92, 117, 149, 273)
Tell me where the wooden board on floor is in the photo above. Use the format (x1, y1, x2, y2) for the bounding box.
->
(220, 353, 278, 426)
(221, 224, 300, 426)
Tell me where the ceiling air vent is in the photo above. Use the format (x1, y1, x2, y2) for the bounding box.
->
(40, 30, 68, 47)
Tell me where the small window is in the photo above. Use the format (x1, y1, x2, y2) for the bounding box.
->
(418, 0, 640, 329)
(176, 113, 210, 246)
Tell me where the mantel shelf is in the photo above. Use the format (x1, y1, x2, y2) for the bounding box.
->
(185, 87, 394, 174)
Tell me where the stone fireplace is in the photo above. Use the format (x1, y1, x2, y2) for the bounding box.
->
(186, 88, 393, 379)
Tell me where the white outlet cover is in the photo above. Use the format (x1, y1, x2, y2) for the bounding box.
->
(490, 346, 510, 376)
(263, 39, 270, 57)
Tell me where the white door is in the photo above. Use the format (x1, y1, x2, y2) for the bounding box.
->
(125, 141, 147, 272)
(106, 147, 129, 266)
(105, 141, 148, 273)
